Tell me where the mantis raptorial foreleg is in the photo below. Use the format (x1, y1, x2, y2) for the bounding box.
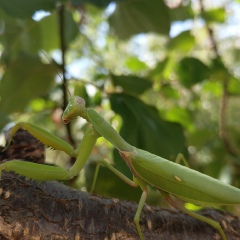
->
(1, 123, 100, 181)
(4, 122, 75, 156)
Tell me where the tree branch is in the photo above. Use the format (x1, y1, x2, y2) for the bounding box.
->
(0, 172, 240, 240)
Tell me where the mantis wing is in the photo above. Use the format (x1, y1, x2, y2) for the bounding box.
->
(130, 148, 240, 205)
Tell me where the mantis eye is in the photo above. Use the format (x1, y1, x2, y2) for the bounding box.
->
(62, 118, 70, 124)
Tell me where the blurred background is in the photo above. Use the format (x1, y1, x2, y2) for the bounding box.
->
(0, 0, 240, 210)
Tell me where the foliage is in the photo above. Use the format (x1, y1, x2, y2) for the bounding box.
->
(0, 0, 240, 205)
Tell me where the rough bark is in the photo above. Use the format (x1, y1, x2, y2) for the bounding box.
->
(0, 172, 240, 240)
(0, 129, 240, 239)
(0, 128, 44, 164)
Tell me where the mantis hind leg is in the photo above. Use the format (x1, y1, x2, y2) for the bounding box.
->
(166, 194, 227, 240)
(134, 180, 148, 240)
(90, 161, 101, 193)
(1, 127, 100, 182)
(175, 153, 189, 168)
(90, 159, 139, 193)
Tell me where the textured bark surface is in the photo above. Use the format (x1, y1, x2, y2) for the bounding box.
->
(0, 172, 240, 240)
(0, 128, 44, 164)
(0, 129, 240, 239)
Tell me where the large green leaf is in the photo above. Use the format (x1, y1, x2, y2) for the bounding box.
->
(0, 10, 42, 58)
(176, 57, 210, 88)
(169, 5, 194, 21)
(0, 8, 78, 58)
(202, 8, 225, 23)
(168, 30, 195, 52)
(187, 129, 213, 148)
(71, 0, 113, 8)
(73, 82, 90, 106)
(202, 81, 222, 97)
(149, 57, 170, 80)
(110, 93, 186, 160)
(38, 13, 59, 51)
(108, 0, 170, 39)
(228, 77, 240, 96)
(124, 56, 148, 72)
(0, 54, 57, 115)
(164, 107, 193, 130)
(0, 0, 66, 19)
(39, 10, 79, 51)
(111, 74, 152, 95)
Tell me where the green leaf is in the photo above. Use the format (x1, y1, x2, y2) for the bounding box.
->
(168, 30, 195, 52)
(73, 82, 90, 106)
(150, 57, 169, 80)
(92, 91, 102, 106)
(164, 107, 193, 129)
(39, 10, 78, 51)
(202, 81, 222, 97)
(210, 57, 228, 77)
(176, 57, 210, 88)
(111, 74, 152, 95)
(70, 0, 113, 8)
(0, 10, 42, 57)
(0, 0, 66, 19)
(110, 94, 186, 160)
(202, 8, 225, 23)
(108, 0, 170, 39)
(0, 8, 78, 56)
(169, 5, 194, 21)
(124, 56, 148, 72)
(0, 54, 57, 115)
(160, 83, 179, 99)
(228, 77, 240, 96)
(187, 129, 213, 147)
(39, 14, 59, 51)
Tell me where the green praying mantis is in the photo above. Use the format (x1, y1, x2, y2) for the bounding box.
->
(1, 95, 240, 240)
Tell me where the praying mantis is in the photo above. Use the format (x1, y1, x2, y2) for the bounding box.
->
(1, 95, 240, 240)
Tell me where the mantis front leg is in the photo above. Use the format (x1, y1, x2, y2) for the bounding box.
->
(1, 123, 100, 181)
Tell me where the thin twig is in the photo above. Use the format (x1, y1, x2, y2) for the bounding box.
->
(199, 0, 239, 157)
(58, 4, 75, 146)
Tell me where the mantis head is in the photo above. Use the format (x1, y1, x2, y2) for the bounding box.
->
(62, 96, 88, 124)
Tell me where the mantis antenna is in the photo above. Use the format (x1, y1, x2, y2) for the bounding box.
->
(39, 49, 72, 98)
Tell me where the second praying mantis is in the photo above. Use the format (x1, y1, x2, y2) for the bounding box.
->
(1, 95, 240, 240)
